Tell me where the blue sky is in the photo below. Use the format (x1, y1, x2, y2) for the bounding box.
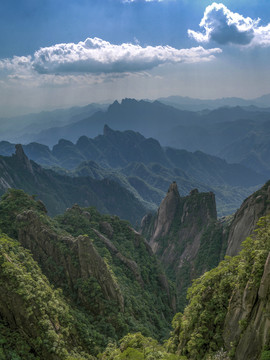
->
(0, 0, 270, 116)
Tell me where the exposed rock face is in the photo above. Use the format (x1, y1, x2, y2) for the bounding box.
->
(223, 252, 270, 359)
(16, 210, 124, 312)
(92, 228, 144, 287)
(99, 221, 113, 238)
(150, 181, 180, 251)
(77, 234, 124, 309)
(14, 144, 34, 175)
(142, 182, 223, 308)
(226, 181, 270, 256)
(146, 183, 217, 263)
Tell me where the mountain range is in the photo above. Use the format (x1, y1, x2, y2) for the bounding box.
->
(157, 93, 270, 111)
(0, 144, 146, 224)
(2, 97, 268, 178)
(1, 95, 270, 359)
(0, 102, 108, 145)
(1, 96, 270, 178)
(0, 126, 265, 217)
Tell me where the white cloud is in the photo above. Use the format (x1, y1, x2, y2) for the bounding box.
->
(255, 23, 270, 47)
(0, 37, 221, 77)
(0, 56, 32, 72)
(188, 2, 270, 47)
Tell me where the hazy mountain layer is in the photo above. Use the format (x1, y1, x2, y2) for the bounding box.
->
(1, 98, 270, 177)
(0, 126, 265, 216)
(0, 103, 108, 145)
(9, 98, 270, 177)
(0, 145, 147, 224)
(157, 93, 270, 111)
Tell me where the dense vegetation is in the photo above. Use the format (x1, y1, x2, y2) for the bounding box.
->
(99, 215, 270, 359)
(0, 189, 174, 358)
(0, 232, 95, 360)
(0, 188, 270, 359)
(167, 215, 270, 359)
(55, 204, 174, 340)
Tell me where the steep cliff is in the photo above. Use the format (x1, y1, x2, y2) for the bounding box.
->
(16, 210, 124, 313)
(226, 180, 270, 256)
(150, 181, 181, 250)
(168, 215, 270, 360)
(223, 217, 270, 360)
(141, 182, 225, 309)
(101, 184, 270, 360)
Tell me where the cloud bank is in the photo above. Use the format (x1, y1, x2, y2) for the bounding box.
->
(188, 2, 270, 47)
(0, 37, 221, 76)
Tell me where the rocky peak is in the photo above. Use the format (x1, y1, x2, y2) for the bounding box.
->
(142, 185, 222, 309)
(103, 124, 113, 136)
(151, 182, 181, 247)
(189, 188, 199, 196)
(168, 181, 179, 195)
(226, 180, 270, 256)
(13, 144, 34, 174)
(107, 100, 120, 113)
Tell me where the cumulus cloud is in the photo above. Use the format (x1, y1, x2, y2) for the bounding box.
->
(188, 2, 270, 47)
(0, 37, 221, 76)
(0, 56, 32, 72)
(255, 23, 270, 47)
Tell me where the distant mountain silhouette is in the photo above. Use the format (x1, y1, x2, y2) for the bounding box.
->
(7, 98, 269, 177)
(0, 126, 265, 216)
(0, 145, 146, 224)
(0, 102, 108, 144)
(157, 94, 270, 111)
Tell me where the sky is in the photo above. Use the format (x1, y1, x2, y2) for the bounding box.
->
(0, 0, 270, 116)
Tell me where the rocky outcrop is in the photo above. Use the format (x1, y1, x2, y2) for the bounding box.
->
(226, 181, 270, 256)
(99, 221, 113, 238)
(77, 234, 124, 310)
(16, 210, 124, 312)
(93, 228, 144, 287)
(150, 182, 180, 252)
(141, 182, 223, 308)
(14, 144, 34, 175)
(144, 183, 217, 263)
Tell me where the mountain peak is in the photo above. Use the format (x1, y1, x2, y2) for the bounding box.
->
(167, 181, 180, 196)
(103, 124, 113, 136)
(107, 100, 120, 112)
(15, 144, 26, 160)
(121, 98, 139, 105)
(150, 182, 181, 246)
(14, 144, 34, 174)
